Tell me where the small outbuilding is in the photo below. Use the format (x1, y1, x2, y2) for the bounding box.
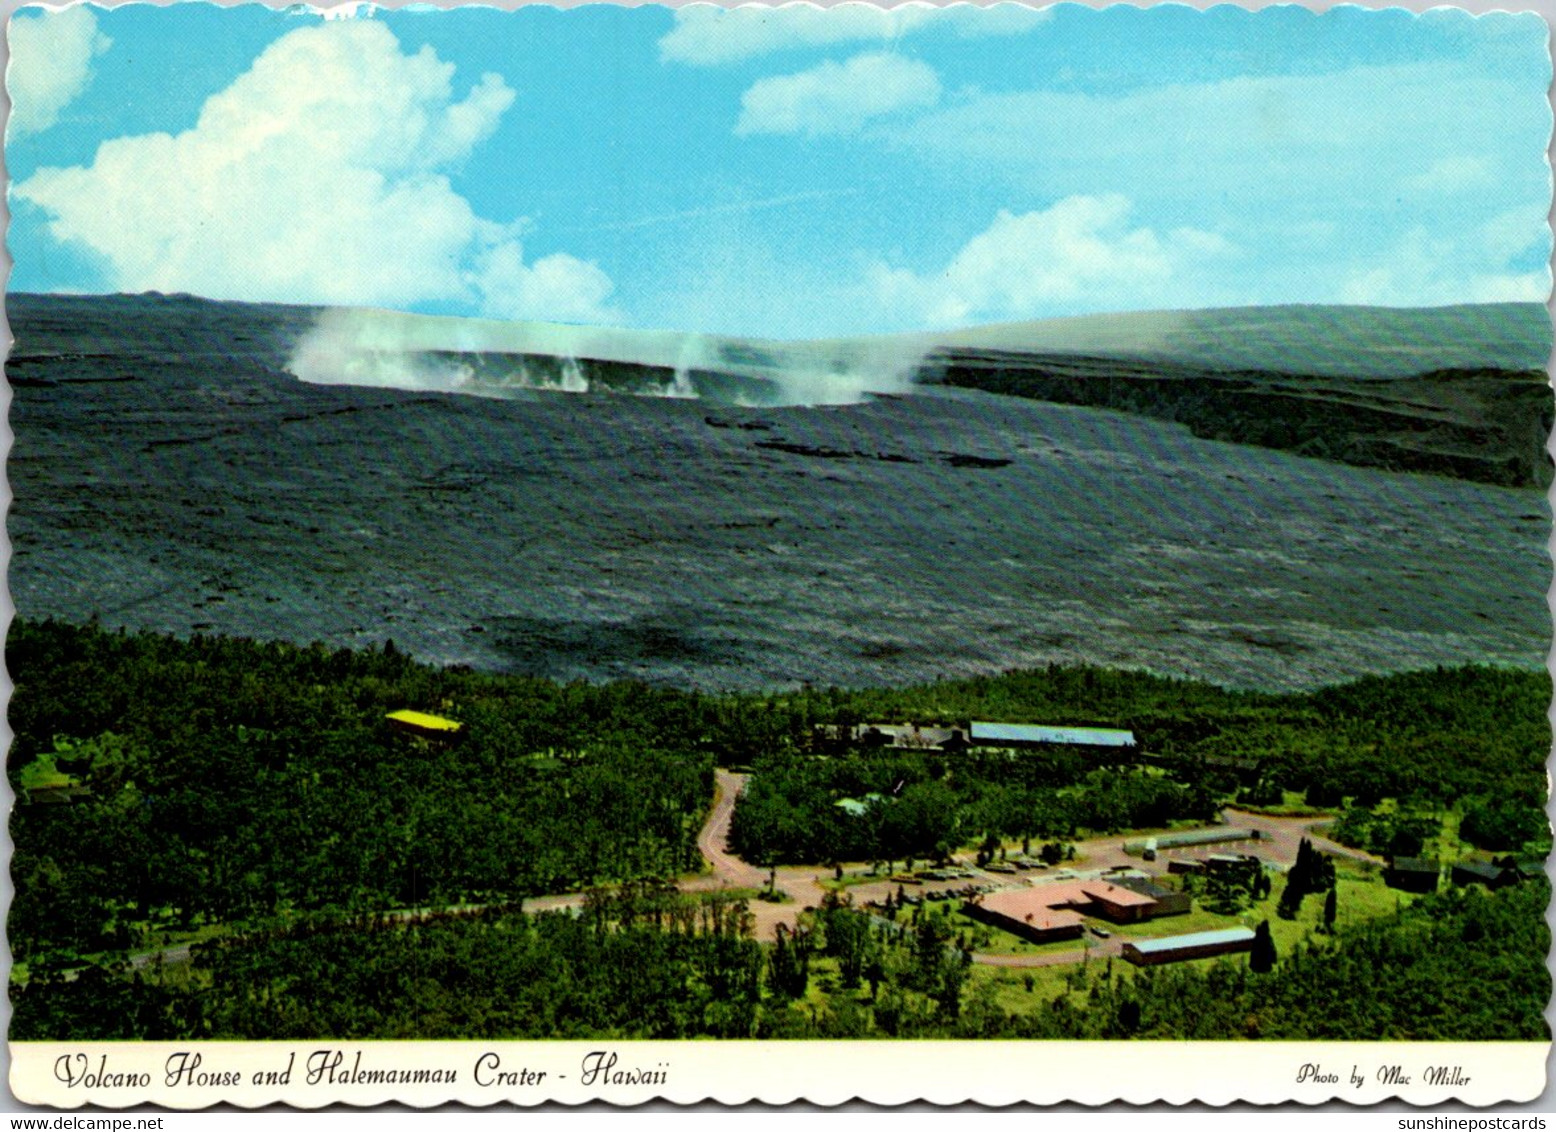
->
(1450, 861, 1519, 890)
(386, 710, 464, 741)
(1384, 857, 1440, 893)
(1111, 874, 1191, 917)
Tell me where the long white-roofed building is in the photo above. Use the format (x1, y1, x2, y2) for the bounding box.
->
(1121, 927, 1256, 966)
(968, 722, 1139, 758)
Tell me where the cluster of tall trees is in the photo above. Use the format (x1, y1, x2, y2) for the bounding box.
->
(1328, 807, 1444, 859)
(1277, 838, 1337, 919)
(729, 748, 1219, 867)
(1258, 667, 1551, 812)
(12, 884, 765, 1040)
(1192, 856, 1270, 915)
(13, 876, 1547, 1041)
(1458, 796, 1551, 853)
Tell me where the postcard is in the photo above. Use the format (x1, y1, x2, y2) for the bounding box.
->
(3, 0, 1552, 1110)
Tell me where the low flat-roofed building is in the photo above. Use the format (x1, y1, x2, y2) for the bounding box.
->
(1124, 828, 1259, 855)
(1122, 926, 1256, 966)
(969, 722, 1137, 752)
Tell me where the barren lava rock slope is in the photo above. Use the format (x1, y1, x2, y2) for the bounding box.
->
(8, 292, 1550, 691)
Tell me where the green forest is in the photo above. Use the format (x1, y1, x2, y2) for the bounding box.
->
(7, 617, 1551, 1040)
(729, 664, 1551, 867)
(11, 876, 1548, 1041)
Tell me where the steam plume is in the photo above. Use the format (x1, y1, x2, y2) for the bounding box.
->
(286, 306, 930, 407)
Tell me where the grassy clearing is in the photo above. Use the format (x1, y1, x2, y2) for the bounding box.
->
(974, 962, 1088, 1013)
(1434, 811, 1467, 865)
(700, 886, 764, 902)
(1107, 906, 1245, 938)
(819, 869, 897, 891)
(1233, 791, 1338, 818)
(18, 753, 77, 792)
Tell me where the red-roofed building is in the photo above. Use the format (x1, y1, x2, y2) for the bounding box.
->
(964, 887, 1087, 944)
(965, 876, 1185, 942)
(1080, 881, 1158, 922)
(1028, 879, 1159, 923)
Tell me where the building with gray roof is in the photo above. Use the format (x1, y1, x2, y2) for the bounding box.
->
(1122, 926, 1256, 966)
(1384, 857, 1441, 893)
(969, 722, 1138, 751)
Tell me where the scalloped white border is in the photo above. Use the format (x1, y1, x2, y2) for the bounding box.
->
(3, 0, 1552, 1113)
(8, 1041, 1550, 1107)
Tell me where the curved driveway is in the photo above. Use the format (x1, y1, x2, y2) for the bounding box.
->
(131, 778, 1377, 968)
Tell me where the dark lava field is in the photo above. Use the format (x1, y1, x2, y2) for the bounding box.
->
(8, 292, 1551, 692)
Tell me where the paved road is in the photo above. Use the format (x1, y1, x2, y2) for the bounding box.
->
(695, 770, 766, 889)
(690, 769, 837, 939)
(126, 782, 1376, 970)
(1222, 808, 1385, 867)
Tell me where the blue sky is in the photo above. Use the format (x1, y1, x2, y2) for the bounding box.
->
(7, 2, 1551, 338)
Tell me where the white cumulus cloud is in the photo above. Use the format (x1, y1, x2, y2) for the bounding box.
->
(660, 1, 1048, 66)
(14, 20, 616, 323)
(871, 194, 1237, 327)
(737, 52, 941, 137)
(474, 243, 617, 324)
(1339, 227, 1549, 306)
(894, 62, 1547, 220)
(8, 5, 111, 138)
